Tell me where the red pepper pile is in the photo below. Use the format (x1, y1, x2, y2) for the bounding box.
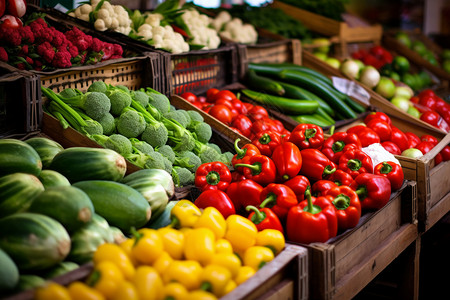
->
(409, 89, 450, 133)
(179, 88, 290, 140)
(192, 120, 409, 245)
(351, 45, 393, 70)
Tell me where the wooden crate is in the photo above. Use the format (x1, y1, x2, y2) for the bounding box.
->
(289, 181, 418, 300)
(270, 1, 382, 58)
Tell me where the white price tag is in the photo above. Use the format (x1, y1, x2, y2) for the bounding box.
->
(331, 76, 371, 106)
(53, 4, 68, 13)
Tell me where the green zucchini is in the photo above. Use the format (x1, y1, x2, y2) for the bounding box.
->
(289, 113, 335, 127)
(73, 180, 151, 233)
(0, 173, 45, 218)
(41, 261, 79, 279)
(13, 275, 46, 292)
(245, 69, 285, 96)
(147, 200, 179, 229)
(0, 248, 19, 293)
(27, 186, 95, 233)
(25, 137, 64, 169)
(0, 213, 71, 271)
(121, 169, 175, 198)
(38, 169, 71, 189)
(315, 107, 336, 125)
(0, 139, 42, 177)
(341, 94, 366, 114)
(49, 147, 127, 183)
(241, 89, 319, 115)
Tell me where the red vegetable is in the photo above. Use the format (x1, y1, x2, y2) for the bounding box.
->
(420, 134, 439, 146)
(347, 124, 367, 135)
(311, 180, 337, 197)
(231, 114, 253, 138)
(338, 148, 373, 179)
(415, 141, 435, 155)
(206, 88, 219, 101)
(271, 142, 302, 181)
(0, 0, 5, 17)
(381, 141, 402, 155)
(180, 92, 197, 103)
(299, 149, 336, 182)
(226, 179, 263, 213)
(0, 14, 22, 29)
(7, 0, 26, 18)
(194, 190, 236, 219)
(251, 130, 282, 156)
(208, 104, 233, 125)
(259, 183, 298, 221)
(330, 169, 355, 186)
(246, 205, 284, 233)
(210, 90, 236, 102)
(389, 126, 409, 152)
(284, 175, 311, 202)
(234, 154, 276, 186)
(321, 132, 362, 164)
(247, 105, 269, 122)
(374, 161, 404, 191)
(364, 111, 392, 126)
(356, 127, 380, 147)
(366, 118, 392, 141)
(350, 173, 391, 210)
(194, 162, 232, 192)
(405, 132, 421, 149)
(288, 123, 324, 149)
(325, 185, 361, 230)
(231, 139, 260, 173)
(440, 145, 450, 161)
(420, 111, 440, 127)
(418, 95, 437, 110)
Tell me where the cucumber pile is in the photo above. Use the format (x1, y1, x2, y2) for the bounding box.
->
(0, 137, 174, 296)
(244, 63, 367, 127)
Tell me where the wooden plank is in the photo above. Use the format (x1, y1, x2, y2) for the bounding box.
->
(423, 190, 450, 231)
(259, 280, 294, 300)
(397, 236, 421, 300)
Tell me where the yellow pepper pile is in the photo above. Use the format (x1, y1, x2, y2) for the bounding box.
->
(34, 200, 286, 300)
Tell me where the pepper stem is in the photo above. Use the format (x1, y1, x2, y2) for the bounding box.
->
(347, 159, 362, 171)
(85, 270, 101, 287)
(355, 185, 367, 201)
(329, 125, 335, 135)
(333, 194, 351, 210)
(380, 162, 393, 174)
(322, 165, 336, 178)
(206, 171, 220, 186)
(130, 227, 143, 246)
(332, 141, 345, 153)
(259, 133, 272, 145)
(259, 193, 277, 209)
(246, 205, 266, 225)
(200, 282, 212, 292)
(234, 162, 262, 175)
(305, 128, 317, 140)
(302, 189, 322, 214)
(234, 138, 247, 159)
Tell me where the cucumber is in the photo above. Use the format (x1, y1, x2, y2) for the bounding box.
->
(241, 89, 319, 115)
(0, 173, 45, 218)
(41, 261, 79, 279)
(245, 69, 285, 96)
(0, 139, 42, 177)
(289, 113, 335, 127)
(73, 180, 151, 233)
(0, 248, 19, 293)
(68, 214, 114, 264)
(27, 186, 95, 233)
(147, 200, 179, 229)
(0, 213, 71, 271)
(49, 147, 127, 183)
(38, 169, 71, 189)
(316, 107, 336, 125)
(13, 275, 46, 292)
(121, 169, 175, 198)
(25, 137, 64, 169)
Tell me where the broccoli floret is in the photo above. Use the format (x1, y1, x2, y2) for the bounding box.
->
(97, 112, 116, 135)
(115, 85, 130, 94)
(187, 110, 204, 124)
(195, 141, 221, 164)
(83, 119, 104, 135)
(107, 90, 132, 116)
(169, 105, 177, 112)
(91, 134, 133, 156)
(132, 91, 149, 108)
(164, 110, 190, 128)
(171, 166, 194, 187)
(88, 81, 107, 93)
(178, 110, 191, 126)
(162, 117, 196, 152)
(130, 138, 154, 155)
(146, 87, 170, 114)
(162, 156, 173, 174)
(219, 151, 234, 167)
(143, 151, 166, 170)
(207, 143, 222, 155)
(141, 123, 169, 148)
(174, 150, 201, 173)
(59, 88, 79, 98)
(157, 145, 176, 163)
(191, 122, 212, 143)
(116, 108, 146, 138)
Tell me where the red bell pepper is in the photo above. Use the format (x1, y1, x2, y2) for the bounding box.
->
(284, 175, 311, 202)
(381, 141, 402, 155)
(251, 130, 282, 156)
(338, 148, 373, 179)
(311, 180, 337, 197)
(259, 183, 298, 221)
(226, 179, 263, 214)
(321, 132, 362, 164)
(271, 142, 302, 181)
(350, 173, 391, 210)
(366, 118, 392, 142)
(420, 134, 439, 146)
(330, 169, 355, 186)
(194, 190, 236, 219)
(231, 138, 260, 173)
(299, 149, 336, 182)
(231, 171, 246, 182)
(246, 205, 284, 234)
(247, 105, 269, 122)
(435, 152, 443, 165)
(415, 141, 435, 155)
(325, 185, 361, 230)
(374, 161, 404, 191)
(440, 145, 450, 161)
(231, 115, 253, 138)
(234, 155, 276, 186)
(364, 111, 392, 126)
(347, 124, 367, 136)
(286, 190, 338, 244)
(420, 110, 440, 127)
(288, 123, 324, 149)
(195, 162, 232, 192)
(405, 132, 421, 149)
(356, 127, 380, 147)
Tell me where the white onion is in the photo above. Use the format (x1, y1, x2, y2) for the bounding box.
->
(340, 59, 361, 79)
(359, 66, 381, 88)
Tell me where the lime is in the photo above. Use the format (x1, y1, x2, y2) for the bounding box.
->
(407, 106, 421, 118)
(443, 59, 450, 73)
(390, 72, 401, 81)
(411, 40, 427, 56)
(442, 49, 450, 61)
(418, 70, 432, 86)
(395, 32, 412, 48)
(401, 73, 417, 91)
(392, 56, 410, 74)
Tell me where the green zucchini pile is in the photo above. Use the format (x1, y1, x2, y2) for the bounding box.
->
(0, 137, 174, 295)
(243, 63, 367, 127)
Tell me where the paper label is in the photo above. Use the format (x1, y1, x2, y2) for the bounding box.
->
(331, 76, 371, 106)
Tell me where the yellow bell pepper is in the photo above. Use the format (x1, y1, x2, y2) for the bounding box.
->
(35, 282, 71, 300)
(119, 238, 138, 266)
(162, 260, 202, 291)
(131, 228, 164, 265)
(86, 261, 124, 299)
(170, 199, 201, 228)
(194, 206, 226, 239)
(208, 253, 241, 279)
(234, 266, 255, 285)
(214, 238, 233, 254)
(162, 282, 188, 300)
(184, 227, 216, 266)
(255, 229, 285, 255)
(199, 264, 232, 297)
(152, 251, 173, 275)
(224, 215, 257, 252)
(220, 279, 237, 297)
(93, 243, 135, 280)
(111, 281, 139, 300)
(157, 227, 185, 260)
(68, 282, 105, 300)
(243, 246, 274, 271)
(184, 290, 218, 300)
(132, 265, 163, 300)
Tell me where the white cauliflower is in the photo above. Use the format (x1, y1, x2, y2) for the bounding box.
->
(137, 21, 189, 54)
(180, 8, 220, 50)
(214, 12, 258, 44)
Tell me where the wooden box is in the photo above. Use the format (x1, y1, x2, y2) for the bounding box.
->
(290, 181, 418, 300)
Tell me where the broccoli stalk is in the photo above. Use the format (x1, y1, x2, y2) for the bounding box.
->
(162, 117, 196, 152)
(194, 140, 222, 164)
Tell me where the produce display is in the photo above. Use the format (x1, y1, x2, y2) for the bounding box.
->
(278, 0, 348, 21)
(42, 82, 233, 187)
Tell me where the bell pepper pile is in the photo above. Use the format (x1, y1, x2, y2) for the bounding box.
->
(34, 200, 285, 300)
(409, 89, 450, 133)
(179, 88, 290, 140)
